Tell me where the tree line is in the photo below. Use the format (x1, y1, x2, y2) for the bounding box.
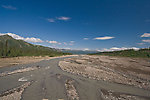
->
(89, 48, 150, 58)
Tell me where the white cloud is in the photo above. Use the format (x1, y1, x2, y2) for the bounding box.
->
(83, 38, 89, 40)
(0, 33, 43, 43)
(142, 39, 150, 43)
(100, 47, 139, 52)
(47, 18, 55, 22)
(47, 40, 58, 44)
(141, 33, 150, 37)
(47, 16, 71, 23)
(57, 16, 71, 21)
(2, 5, 17, 10)
(94, 36, 115, 40)
(25, 37, 43, 43)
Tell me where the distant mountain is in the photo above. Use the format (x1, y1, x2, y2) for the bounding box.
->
(0, 35, 70, 57)
(60, 49, 99, 54)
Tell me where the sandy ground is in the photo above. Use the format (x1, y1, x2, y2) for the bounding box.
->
(59, 55, 150, 90)
(0, 55, 76, 68)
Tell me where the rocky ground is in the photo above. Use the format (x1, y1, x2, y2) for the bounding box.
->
(59, 55, 150, 90)
(0, 66, 40, 77)
(100, 88, 150, 100)
(65, 79, 79, 100)
(0, 56, 149, 100)
(0, 82, 31, 100)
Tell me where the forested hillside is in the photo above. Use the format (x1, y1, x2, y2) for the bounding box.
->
(89, 48, 150, 58)
(0, 35, 71, 57)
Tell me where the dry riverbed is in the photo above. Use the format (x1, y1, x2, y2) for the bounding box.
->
(0, 82, 31, 100)
(0, 55, 150, 100)
(0, 55, 76, 68)
(0, 66, 40, 77)
(100, 88, 149, 100)
(65, 79, 79, 100)
(59, 55, 150, 90)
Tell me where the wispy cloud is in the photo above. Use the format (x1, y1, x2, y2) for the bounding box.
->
(145, 19, 150, 22)
(70, 41, 74, 43)
(99, 47, 139, 52)
(57, 16, 71, 21)
(69, 41, 75, 45)
(47, 16, 71, 23)
(94, 36, 115, 40)
(46, 40, 74, 49)
(63, 41, 75, 46)
(0, 33, 43, 43)
(83, 38, 89, 40)
(47, 41, 58, 44)
(63, 42, 67, 45)
(83, 48, 90, 51)
(46, 40, 61, 45)
(137, 43, 145, 45)
(2, 5, 17, 10)
(64, 48, 71, 50)
(47, 18, 55, 23)
(142, 40, 150, 43)
(141, 33, 150, 37)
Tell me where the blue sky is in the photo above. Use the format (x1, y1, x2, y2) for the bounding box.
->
(0, 0, 150, 51)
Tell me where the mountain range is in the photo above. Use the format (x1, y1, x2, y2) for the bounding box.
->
(60, 49, 99, 54)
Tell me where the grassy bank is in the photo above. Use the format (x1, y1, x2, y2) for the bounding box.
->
(89, 48, 150, 58)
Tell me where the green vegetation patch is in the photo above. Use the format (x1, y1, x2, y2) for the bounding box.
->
(89, 48, 150, 58)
